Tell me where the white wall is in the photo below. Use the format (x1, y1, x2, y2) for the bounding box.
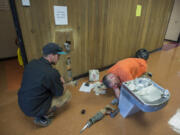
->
(165, 0, 180, 41)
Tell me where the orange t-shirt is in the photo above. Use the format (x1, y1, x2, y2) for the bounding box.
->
(108, 58, 147, 86)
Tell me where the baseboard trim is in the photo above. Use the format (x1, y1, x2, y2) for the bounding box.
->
(0, 56, 17, 61)
(164, 39, 178, 43)
(73, 64, 114, 80)
(149, 47, 162, 53)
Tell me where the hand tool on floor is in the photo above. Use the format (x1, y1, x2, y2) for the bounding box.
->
(110, 108, 119, 118)
(111, 98, 119, 105)
(80, 105, 115, 133)
(80, 111, 104, 133)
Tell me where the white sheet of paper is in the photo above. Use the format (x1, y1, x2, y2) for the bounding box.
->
(79, 83, 95, 93)
(54, 6, 68, 25)
(168, 109, 180, 134)
(22, 0, 30, 6)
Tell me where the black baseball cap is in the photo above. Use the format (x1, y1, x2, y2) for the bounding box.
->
(43, 43, 67, 55)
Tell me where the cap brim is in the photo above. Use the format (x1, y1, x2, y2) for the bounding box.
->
(57, 51, 67, 55)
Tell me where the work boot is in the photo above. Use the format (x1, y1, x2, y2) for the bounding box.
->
(34, 116, 51, 127)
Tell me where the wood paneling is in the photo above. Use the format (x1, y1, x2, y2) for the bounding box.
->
(55, 30, 73, 81)
(15, 0, 174, 80)
(0, 1, 17, 59)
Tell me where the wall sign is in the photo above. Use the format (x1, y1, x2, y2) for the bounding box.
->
(54, 6, 68, 25)
(21, 0, 30, 6)
(136, 5, 142, 17)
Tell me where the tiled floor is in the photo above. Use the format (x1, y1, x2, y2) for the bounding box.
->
(0, 46, 180, 135)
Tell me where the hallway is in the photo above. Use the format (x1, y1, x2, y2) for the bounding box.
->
(0, 46, 180, 135)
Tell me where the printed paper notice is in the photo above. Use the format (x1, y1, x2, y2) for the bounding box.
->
(54, 6, 68, 25)
(21, 0, 30, 6)
(79, 83, 95, 93)
(136, 5, 142, 17)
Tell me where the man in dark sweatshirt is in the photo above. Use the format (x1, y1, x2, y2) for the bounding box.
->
(18, 43, 71, 127)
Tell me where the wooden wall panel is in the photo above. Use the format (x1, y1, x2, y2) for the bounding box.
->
(15, 0, 174, 80)
(0, 3, 17, 59)
(140, 0, 175, 51)
(54, 30, 73, 81)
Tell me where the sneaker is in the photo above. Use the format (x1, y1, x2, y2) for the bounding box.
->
(34, 116, 51, 127)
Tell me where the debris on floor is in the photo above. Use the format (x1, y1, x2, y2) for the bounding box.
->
(89, 69, 99, 81)
(79, 81, 107, 95)
(79, 82, 95, 93)
(168, 108, 180, 134)
(81, 109, 86, 114)
(111, 98, 119, 105)
(92, 81, 107, 95)
(66, 80, 78, 87)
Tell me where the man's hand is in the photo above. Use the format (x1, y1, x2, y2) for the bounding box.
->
(60, 77, 65, 84)
(113, 88, 120, 99)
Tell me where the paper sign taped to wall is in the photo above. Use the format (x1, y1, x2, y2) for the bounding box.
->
(136, 5, 142, 17)
(21, 0, 30, 6)
(54, 6, 68, 25)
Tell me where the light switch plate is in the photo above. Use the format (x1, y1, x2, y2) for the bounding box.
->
(22, 0, 30, 6)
